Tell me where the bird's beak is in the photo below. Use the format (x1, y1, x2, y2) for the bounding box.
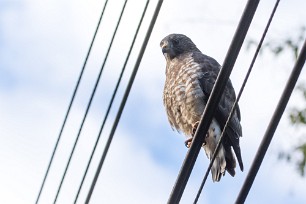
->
(161, 40, 169, 54)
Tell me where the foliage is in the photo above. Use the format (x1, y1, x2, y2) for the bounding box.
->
(279, 84, 306, 176)
(286, 85, 306, 176)
(247, 26, 305, 59)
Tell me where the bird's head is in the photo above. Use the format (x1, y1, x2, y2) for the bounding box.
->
(160, 34, 199, 60)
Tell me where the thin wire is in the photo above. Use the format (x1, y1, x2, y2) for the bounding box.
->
(35, 1, 109, 203)
(236, 39, 306, 203)
(193, 1, 280, 203)
(73, 1, 149, 203)
(168, 0, 260, 202)
(85, 0, 164, 203)
(52, 1, 128, 203)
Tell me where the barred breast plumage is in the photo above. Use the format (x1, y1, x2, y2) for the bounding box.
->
(163, 53, 206, 136)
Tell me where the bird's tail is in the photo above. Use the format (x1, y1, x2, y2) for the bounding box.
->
(207, 145, 226, 182)
(224, 143, 237, 177)
(203, 122, 238, 182)
(203, 129, 226, 182)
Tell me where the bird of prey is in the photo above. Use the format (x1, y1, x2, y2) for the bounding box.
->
(161, 33, 243, 182)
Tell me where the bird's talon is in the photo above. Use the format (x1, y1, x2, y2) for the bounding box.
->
(202, 141, 206, 147)
(192, 121, 200, 136)
(185, 138, 193, 148)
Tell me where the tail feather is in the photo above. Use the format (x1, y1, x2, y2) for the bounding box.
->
(227, 127, 244, 171)
(210, 148, 226, 182)
(205, 144, 236, 182)
(224, 143, 237, 177)
(203, 121, 238, 182)
(203, 126, 226, 182)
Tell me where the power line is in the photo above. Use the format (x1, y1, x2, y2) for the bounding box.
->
(52, 0, 128, 203)
(84, 0, 164, 203)
(194, 0, 280, 202)
(73, 1, 150, 203)
(167, 0, 260, 203)
(35, 1, 109, 203)
(236, 38, 306, 203)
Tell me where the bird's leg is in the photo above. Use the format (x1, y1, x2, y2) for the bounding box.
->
(185, 121, 207, 148)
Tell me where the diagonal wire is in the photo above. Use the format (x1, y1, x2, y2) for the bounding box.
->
(85, 0, 164, 203)
(193, 0, 280, 203)
(236, 38, 306, 204)
(73, 1, 149, 203)
(35, 1, 109, 203)
(52, 0, 128, 203)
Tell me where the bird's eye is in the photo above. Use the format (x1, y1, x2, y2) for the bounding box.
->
(172, 39, 179, 45)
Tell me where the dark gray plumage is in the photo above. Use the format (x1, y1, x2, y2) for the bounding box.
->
(161, 34, 243, 182)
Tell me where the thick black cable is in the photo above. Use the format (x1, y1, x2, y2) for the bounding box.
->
(194, 1, 280, 203)
(236, 39, 306, 203)
(35, 1, 109, 203)
(52, 1, 128, 203)
(168, 0, 260, 203)
(73, 1, 149, 203)
(85, 0, 164, 203)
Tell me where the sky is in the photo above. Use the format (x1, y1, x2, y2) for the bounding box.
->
(0, 0, 306, 203)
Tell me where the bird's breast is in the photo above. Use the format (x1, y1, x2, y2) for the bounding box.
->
(164, 56, 207, 136)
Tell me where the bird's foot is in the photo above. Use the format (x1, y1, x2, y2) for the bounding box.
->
(184, 136, 208, 148)
(187, 121, 208, 148)
(184, 137, 207, 148)
(185, 137, 193, 148)
(192, 121, 200, 136)
(202, 136, 207, 146)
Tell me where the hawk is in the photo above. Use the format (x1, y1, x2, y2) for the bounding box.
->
(161, 34, 243, 182)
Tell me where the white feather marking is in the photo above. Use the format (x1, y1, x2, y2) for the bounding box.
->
(203, 119, 226, 182)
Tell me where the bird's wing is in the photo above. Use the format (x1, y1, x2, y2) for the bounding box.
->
(193, 52, 244, 171)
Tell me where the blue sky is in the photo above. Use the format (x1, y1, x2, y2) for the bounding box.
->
(0, 0, 306, 203)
